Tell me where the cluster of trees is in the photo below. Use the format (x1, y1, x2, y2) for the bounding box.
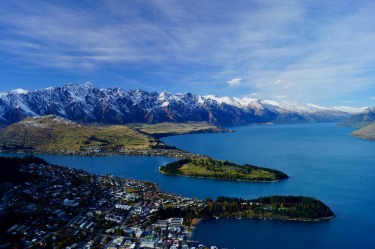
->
(155, 195, 334, 224)
(159, 159, 191, 175)
(151, 143, 178, 150)
(154, 206, 200, 227)
(160, 158, 288, 181)
(200, 196, 334, 220)
(0, 155, 47, 185)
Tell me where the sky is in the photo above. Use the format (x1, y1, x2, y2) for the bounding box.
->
(0, 0, 375, 107)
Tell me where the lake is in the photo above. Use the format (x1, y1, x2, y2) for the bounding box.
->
(163, 122, 375, 249)
(3, 122, 375, 248)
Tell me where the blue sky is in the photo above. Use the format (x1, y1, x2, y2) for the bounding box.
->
(1, 0, 375, 107)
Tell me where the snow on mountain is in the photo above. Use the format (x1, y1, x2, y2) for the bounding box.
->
(10, 88, 28, 94)
(205, 95, 236, 106)
(0, 83, 360, 126)
(262, 100, 324, 114)
(331, 106, 367, 114)
(338, 106, 375, 128)
(204, 95, 265, 113)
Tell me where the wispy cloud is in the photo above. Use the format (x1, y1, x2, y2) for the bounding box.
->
(370, 97, 375, 100)
(0, 1, 374, 106)
(227, 78, 242, 86)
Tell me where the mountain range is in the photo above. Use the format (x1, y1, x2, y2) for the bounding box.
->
(0, 83, 366, 126)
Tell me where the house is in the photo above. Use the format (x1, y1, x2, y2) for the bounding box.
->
(168, 218, 183, 227)
(63, 199, 79, 207)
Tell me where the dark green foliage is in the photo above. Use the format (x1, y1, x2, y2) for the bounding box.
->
(151, 143, 178, 150)
(160, 158, 289, 181)
(200, 196, 334, 220)
(159, 159, 191, 174)
(0, 155, 47, 184)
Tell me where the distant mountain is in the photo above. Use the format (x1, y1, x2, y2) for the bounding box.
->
(0, 83, 360, 126)
(351, 122, 375, 140)
(338, 107, 375, 128)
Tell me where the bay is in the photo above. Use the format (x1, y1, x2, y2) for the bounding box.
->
(3, 122, 375, 248)
(162, 122, 375, 249)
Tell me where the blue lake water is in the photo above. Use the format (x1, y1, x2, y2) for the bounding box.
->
(3, 122, 375, 248)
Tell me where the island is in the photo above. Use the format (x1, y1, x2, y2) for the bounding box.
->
(160, 158, 289, 182)
(200, 196, 335, 221)
(0, 156, 334, 248)
(0, 115, 290, 182)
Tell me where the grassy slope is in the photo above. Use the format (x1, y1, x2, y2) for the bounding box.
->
(161, 158, 288, 181)
(0, 116, 154, 152)
(351, 122, 375, 140)
(129, 122, 229, 138)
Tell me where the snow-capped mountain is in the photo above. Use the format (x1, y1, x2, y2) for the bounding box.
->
(0, 83, 361, 126)
(338, 107, 375, 128)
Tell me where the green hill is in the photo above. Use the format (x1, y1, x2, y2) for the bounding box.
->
(129, 122, 231, 138)
(0, 115, 156, 154)
(160, 158, 289, 182)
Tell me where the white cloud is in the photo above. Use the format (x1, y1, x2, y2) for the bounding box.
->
(370, 97, 375, 100)
(276, 95, 288, 99)
(0, 1, 374, 105)
(227, 78, 242, 87)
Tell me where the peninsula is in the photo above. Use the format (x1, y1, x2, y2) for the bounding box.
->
(0, 115, 289, 182)
(0, 116, 226, 158)
(160, 158, 289, 181)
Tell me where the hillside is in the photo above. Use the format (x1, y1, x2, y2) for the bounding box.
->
(338, 107, 375, 128)
(351, 122, 375, 140)
(0, 115, 156, 154)
(160, 158, 288, 182)
(129, 122, 231, 138)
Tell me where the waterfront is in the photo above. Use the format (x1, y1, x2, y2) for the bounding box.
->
(3, 122, 375, 248)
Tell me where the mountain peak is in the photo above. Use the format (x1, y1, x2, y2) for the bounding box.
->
(10, 88, 28, 94)
(0, 83, 359, 126)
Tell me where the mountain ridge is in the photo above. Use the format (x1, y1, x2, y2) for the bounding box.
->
(337, 107, 375, 128)
(0, 83, 364, 126)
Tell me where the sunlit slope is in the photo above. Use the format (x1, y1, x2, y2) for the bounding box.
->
(0, 115, 155, 153)
(129, 122, 230, 138)
(352, 122, 375, 140)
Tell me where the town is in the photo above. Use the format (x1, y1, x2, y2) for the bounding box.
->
(0, 157, 218, 249)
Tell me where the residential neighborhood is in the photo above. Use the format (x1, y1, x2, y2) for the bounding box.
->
(0, 159, 218, 249)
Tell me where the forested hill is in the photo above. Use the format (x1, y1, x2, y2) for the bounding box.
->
(201, 196, 335, 221)
(0, 155, 47, 185)
(160, 158, 288, 182)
